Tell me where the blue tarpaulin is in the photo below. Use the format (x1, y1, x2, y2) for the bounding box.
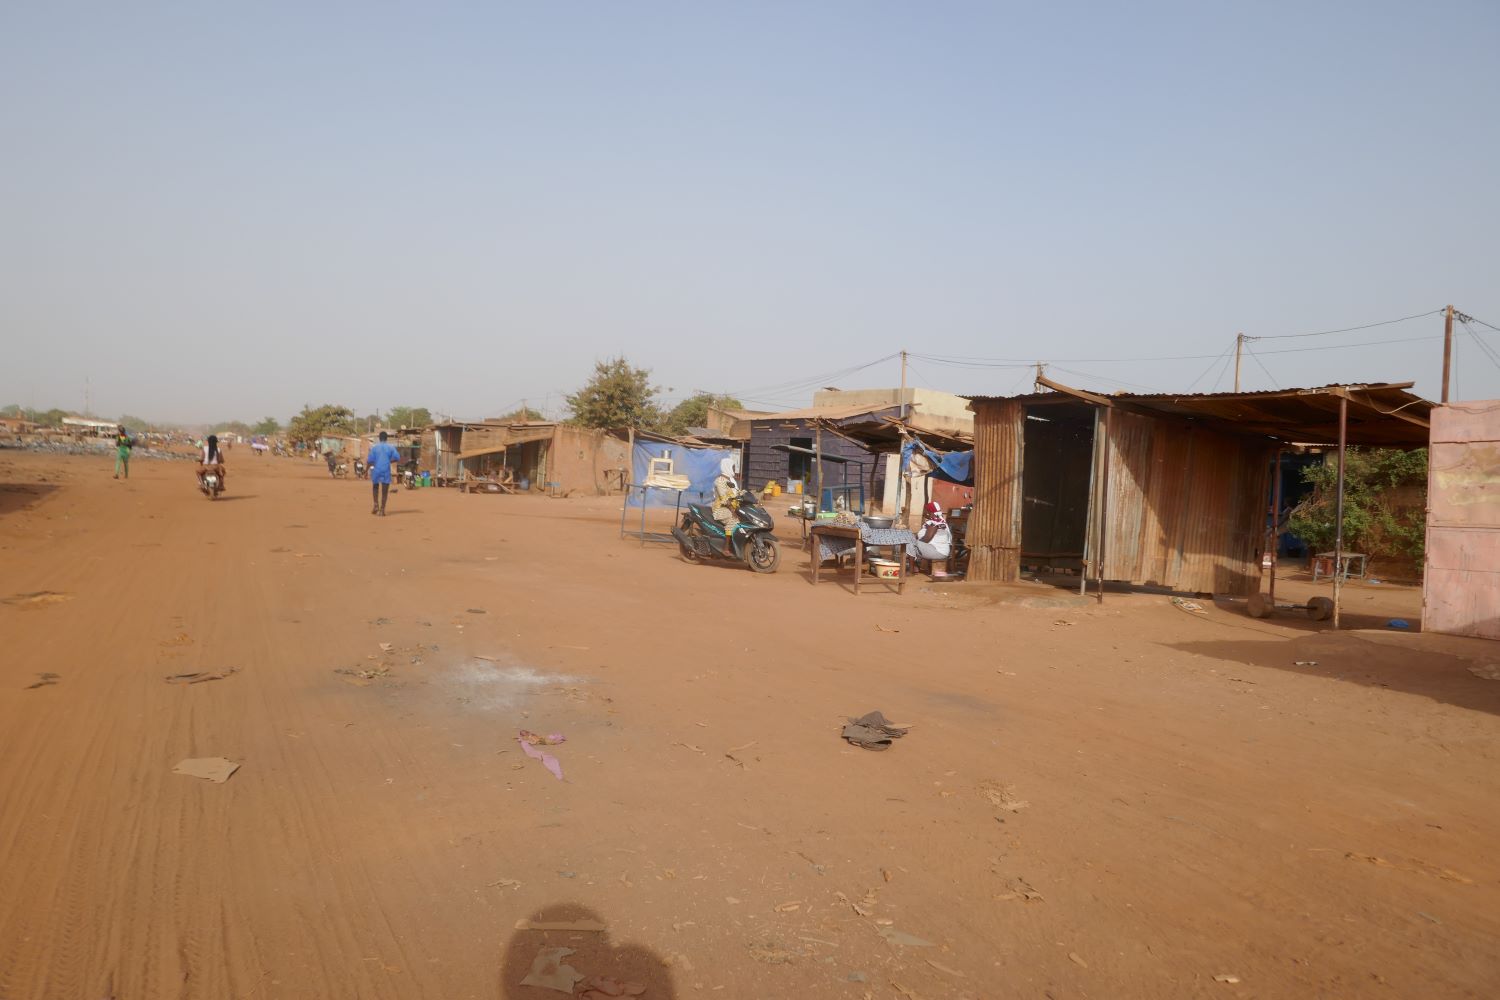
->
(627, 442, 736, 507)
(901, 440, 973, 485)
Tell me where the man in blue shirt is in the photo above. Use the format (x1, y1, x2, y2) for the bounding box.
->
(366, 431, 403, 516)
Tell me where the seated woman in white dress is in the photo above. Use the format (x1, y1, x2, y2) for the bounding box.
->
(905, 502, 951, 572)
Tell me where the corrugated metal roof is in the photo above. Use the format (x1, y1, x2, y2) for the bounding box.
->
(966, 382, 1432, 447)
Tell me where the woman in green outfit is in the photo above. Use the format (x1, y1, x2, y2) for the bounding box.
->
(113, 425, 134, 479)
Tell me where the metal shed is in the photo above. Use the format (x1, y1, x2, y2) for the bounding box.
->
(965, 379, 1434, 604)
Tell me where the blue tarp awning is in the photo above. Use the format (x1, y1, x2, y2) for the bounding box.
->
(627, 442, 736, 507)
(901, 439, 972, 485)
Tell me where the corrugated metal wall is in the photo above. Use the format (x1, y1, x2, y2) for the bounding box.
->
(969, 400, 1269, 593)
(1100, 411, 1268, 595)
(967, 400, 1024, 582)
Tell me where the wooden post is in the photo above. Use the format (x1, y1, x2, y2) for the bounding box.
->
(1096, 405, 1112, 603)
(1332, 393, 1348, 629)
(899, 351, 908, 420)
(1269, 448, 1283, 606)
(1234, 333, 1244, 392)
(1441, 304, 1454, 402)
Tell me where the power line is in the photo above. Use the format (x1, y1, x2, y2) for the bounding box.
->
(1255, 334, 1440, 356)
(1186, 339, 1237, 392)
(725, 353, 900, 398)
(1006, 367, 1037, 396)
(1049, 365, 1165, 393)
(1249, 308, 1444, 340)
(1210, 349, 1237, 392)
(1244, 345, 1280, 389)
(912, 314, 1446, 367)
(1461, 322, 1500, 373)
(1457, 311, 1500, 334)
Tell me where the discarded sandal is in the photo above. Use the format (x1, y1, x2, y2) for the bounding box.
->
(842, 710, 912, 751)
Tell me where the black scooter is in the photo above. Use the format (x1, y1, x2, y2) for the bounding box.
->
(672, 490, 781, 573)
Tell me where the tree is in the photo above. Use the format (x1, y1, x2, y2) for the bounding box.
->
(1286, 447, 1428, 565)
(0, 404, 20, 418)
(663, 392, 744, 436)
(252, 416, 281, 436)
(385, 405, 433, 429)
(286, 404, 355, 445)
(495, 406, 544, 422)
(211, 420, 252, 436)
(119, 414, 151, 433)
(565, 357, 661, 430)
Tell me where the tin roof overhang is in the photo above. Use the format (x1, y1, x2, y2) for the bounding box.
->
(965, 381, 1433, 447)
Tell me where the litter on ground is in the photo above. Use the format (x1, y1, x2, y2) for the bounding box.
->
(518, 946, 586, 993)
(172, 757, 240, 783)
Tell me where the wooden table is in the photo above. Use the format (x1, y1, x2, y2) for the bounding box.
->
(810, 523, 907, 596)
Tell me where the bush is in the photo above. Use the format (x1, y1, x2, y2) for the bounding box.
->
(1286, 447, 1427, 565)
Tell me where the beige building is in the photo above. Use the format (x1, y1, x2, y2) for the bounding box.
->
(811, 387, 974, 437)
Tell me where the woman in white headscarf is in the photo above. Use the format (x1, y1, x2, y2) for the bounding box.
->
(711, 455, 742, 547)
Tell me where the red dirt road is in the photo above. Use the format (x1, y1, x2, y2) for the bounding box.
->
(2, 451, 1499, 999)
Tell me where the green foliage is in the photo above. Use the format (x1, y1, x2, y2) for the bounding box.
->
(496, 406, 544, 422)
(1286, 448, 1428, 565)
(565, 357, 662, 430)
(118, 414, 151, 433)
(27, 408, 71, 428)
(0, 404, 20, 418)
(252, 416, 280, 435)
(385, 405, 433, 430)
(662, 393, 744, 436)
(286, 404, 355, 445)
(211, 420, 252, 436)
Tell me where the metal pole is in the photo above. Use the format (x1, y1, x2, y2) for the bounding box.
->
(1268, 448, 1283, 606)
(1096, 406, 1112, 603)
(1234, 334, 1244, 392)
(814, 423, 824, 513)
(1441, 305, 1454, 403)
(1332, 393, 1348, 629)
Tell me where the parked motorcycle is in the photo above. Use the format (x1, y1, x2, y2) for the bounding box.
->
(672, 490, 780, 573)
(198, 466, 224, 500)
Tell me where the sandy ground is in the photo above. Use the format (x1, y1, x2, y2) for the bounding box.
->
(2, 451, 1499, 1000)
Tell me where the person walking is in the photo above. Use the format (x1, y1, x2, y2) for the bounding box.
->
(366, 431, 402, 516)
(113, 425, 134, 480)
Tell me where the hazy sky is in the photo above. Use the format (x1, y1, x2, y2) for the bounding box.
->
(3, 2, 1497, 424)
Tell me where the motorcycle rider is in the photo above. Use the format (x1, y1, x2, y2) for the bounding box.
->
(711, 456, 741, 553)
(198, 434, 227, 492)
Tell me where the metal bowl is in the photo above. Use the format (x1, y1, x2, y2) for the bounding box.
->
(861, 515, 894, 529)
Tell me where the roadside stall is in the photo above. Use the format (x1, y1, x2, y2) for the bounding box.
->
(809, 514, 915, 595)
(621, 437, 735, 546)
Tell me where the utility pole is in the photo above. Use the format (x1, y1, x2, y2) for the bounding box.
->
(899, 351, 908, 421)
(1234, 333, 1244, 392)
(1441, 304, 1454, 402)
(1034, 362, 1045, 391)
